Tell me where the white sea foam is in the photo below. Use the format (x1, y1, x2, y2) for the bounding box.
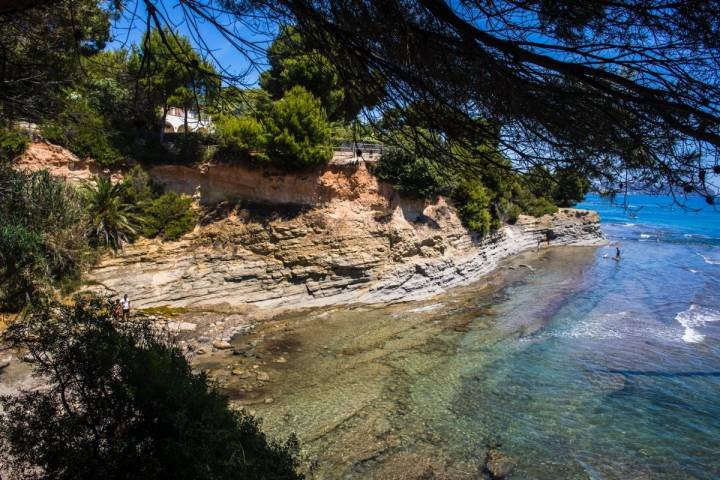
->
(675, 305, 720, 343)
(697, 252, 720, 265)
(640, 233, 652, 239)
(689, 269, 698, 273)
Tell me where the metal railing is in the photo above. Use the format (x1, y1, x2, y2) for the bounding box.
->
(333, 142, 384, 156)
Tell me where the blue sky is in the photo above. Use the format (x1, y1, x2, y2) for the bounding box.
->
(108, 1, 276, 86)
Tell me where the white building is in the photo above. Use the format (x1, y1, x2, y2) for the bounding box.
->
(164, 107, 213, 133)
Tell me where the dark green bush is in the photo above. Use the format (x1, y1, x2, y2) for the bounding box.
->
(215, 114, 266, 156)
(121, 165, 161, 206)
(0, 166, 88, 310)
(0, 296, 303, 480)
(372, 147, 457, 199)
(518, 195, 559, 217)
(40, 94, 124, 166)
(0, 127, 30, 161)
(142, 192, 197, 241)
(263, 86, 333, 169)
(453, 180, 494, 235)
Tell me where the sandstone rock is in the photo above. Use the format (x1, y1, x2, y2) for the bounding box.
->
(167, 321, 197, 332)
(85, 162, 604, 311)
(213, 340, 232, 350)
(264, 397, 274, 404)
(0, 355, 11, 370)
(274, 356, 287, 363)
(195, 348, 207, 355)
(256, 371, 270, 381)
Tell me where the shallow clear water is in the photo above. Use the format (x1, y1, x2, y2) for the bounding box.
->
(219, 194, 720, 479)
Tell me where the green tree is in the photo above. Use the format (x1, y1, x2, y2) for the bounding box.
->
(138, 29, 219, 143)
(453, 180, 494, 236)
(0, 0, 111, 122)
(142, 192, 197, 241)
(552, 167, 590, 207)
(0, 126, 30, 161)
(214, 114, 267, 160)
(263, 86, 333, 169)
(83, 176, 140, 249)
(39, 92, 124, 166)
(372, 146, 457, 199)
(260, 27, 383, 122)
(0, 164, 88, 310)
(0, 296, 303, 480)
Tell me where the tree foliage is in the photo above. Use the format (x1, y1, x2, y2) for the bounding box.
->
(141, 192, 197, 241)
(261, 27, 383, 122)
(0, 296, 303, 480)
(263, 86, 333, 169)
(122, 0, 720, 204)
(82, 176, 140, 250)
(39, 92, 124, 166)
(0, 127, 30, 161)
(0, 164, 88, 310)
(0, 0, 111, 121)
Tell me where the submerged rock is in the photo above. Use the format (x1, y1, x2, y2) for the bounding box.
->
(483, 447, 515, 479)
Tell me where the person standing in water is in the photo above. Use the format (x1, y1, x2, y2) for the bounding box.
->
(615, 247, 621, 261)
(121, 294, 130, 321)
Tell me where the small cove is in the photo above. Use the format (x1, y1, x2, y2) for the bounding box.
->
(197, 194, 720, 479)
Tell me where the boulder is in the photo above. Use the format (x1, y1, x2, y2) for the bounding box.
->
(213, 340, 232, 350)
(256, 371, 270, 381)
(0, 355, 11, 370)
(483, 447, 515, 479)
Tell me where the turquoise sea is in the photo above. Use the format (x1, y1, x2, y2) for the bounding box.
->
(216, 193, 720, 478)
(478, 193, 720, 478)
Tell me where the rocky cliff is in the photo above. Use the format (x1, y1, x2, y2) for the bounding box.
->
(87, 195, 605, 310)
(13, 144, 605, 309)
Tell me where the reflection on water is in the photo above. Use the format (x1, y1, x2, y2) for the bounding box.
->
(201, 195, 720, 479)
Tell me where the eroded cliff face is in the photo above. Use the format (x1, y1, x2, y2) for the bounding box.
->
(87, 196, 605, 309)
(12, 145, 605, 308)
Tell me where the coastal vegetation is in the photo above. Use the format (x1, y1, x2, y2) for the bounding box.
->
(0, 296, 301, 480)
(0, 162, 89, 311)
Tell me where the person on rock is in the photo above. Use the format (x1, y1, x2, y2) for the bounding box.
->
(113, 299, 122, 320)
(121, 294, 130, 321)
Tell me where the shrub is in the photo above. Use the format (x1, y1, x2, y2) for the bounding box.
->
(83, 176, 140, 249)
(0, 127, 30, 161)
(142, 192, 197, 241)
(453, 180, 494, 235)
(0, 296, 303, 480)
(263, 86, 333, 169)
(121, 165, 160, 206)
(215, 114, 266, 157)
(0, 166, 88, 310)
(519, 195, 559, 217)
(40, 93, 123, 166)
(372, 147, 457, 199)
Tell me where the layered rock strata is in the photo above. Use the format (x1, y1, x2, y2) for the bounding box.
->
(87, 198, 605, 309)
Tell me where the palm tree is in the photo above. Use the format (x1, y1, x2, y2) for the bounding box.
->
(83, 176, 139, 250)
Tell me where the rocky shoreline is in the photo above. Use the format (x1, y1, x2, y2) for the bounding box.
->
(86, 202, 605, 311)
